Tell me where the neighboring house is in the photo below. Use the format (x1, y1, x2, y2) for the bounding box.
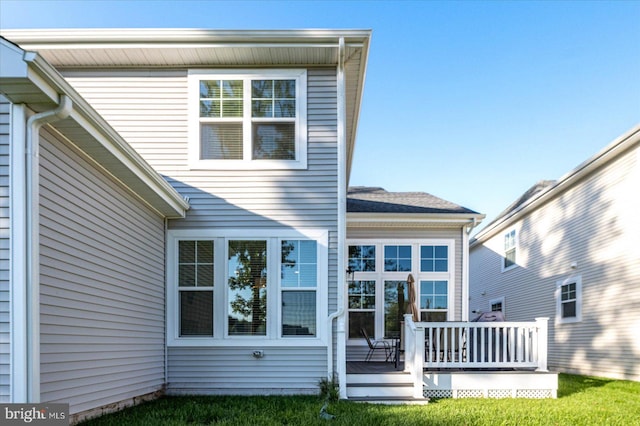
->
(469, 125, 640, 382)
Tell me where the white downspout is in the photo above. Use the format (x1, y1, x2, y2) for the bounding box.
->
(25, 95, 73, 402)
(461, 218, 478, 321)
(327, 36, 347, 398)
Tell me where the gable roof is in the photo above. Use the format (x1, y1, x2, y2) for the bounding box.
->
(347, 187, 484, 229)
(472, 124, 640, 246)
(348, 186, 479, 214)
(478, 180, 556, 231)
(0, 28, 371, 181)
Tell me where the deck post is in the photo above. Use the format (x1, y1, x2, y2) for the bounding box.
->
(403, 314, 414, 373)
(535, 317, 549, 372)
(414, 326, 425, 399)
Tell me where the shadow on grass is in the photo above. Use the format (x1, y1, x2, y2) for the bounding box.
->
(557, 373, 614, 398)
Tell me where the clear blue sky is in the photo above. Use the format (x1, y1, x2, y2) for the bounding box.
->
(2, 0, 639, 231)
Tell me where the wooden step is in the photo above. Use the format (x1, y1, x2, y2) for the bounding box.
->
(347, 382, 415, 399)
(348, 396, 430, 405)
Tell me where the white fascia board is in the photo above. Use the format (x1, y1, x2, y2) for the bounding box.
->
(347, 212, 485, 228)
(345, 34, 370, 185)
(1, 28, 372, 46)
(473, 124, 640, 246)
(23, 51, 189, 218)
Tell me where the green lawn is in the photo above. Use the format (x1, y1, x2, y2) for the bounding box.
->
(80, 374, 640, 426)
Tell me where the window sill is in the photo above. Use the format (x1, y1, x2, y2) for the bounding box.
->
(501, 264, 518, 273)
(167, 337, 327, 347)
(189, 158, 307, 171)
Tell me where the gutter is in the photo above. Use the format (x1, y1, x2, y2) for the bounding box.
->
(25, 95, 73, 402)
(461, 218, 479, 321)
(22, 50, 190, 218)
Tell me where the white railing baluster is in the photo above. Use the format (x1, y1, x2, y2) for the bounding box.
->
(403, 319, 549, 379)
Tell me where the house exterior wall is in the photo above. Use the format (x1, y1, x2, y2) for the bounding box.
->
(38, 126, 167, 414)
(469, 142, 640, 381)
(346, 226, 465, 361)
(0, 98, 10, 402)
(63, 68, 339, 394)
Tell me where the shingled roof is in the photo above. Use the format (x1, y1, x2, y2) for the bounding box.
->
(347, 187, 479, 214)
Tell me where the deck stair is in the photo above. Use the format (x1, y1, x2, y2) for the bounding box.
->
(346, 364, 428, 404)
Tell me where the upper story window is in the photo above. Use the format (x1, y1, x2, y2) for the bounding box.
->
(189, 70, 307, 170)
(502, 229, 517, 271)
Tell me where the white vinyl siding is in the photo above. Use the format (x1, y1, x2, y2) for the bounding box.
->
(64, 68, 339, 393)
(470, 141, 640, 381)
(0, 99, 10, 402)
(38, 126, 167, 414)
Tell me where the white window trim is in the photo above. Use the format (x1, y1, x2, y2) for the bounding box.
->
(167, 228, 328, 347)
(346, 239, 455, 343)
(555, 275, 582, 324)
(501, 228, 518, 272)
(188, 69, 307, 170)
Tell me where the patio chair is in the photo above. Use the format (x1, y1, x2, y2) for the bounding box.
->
(428, 326, 466, 363)
(360, 328, 392, 362)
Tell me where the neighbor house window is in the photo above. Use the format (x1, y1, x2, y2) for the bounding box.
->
(189, 70, 307, 169)
(168, 230, 327, 345)
(503, 229, 517, 270)
(556, 276, 582, 324)
(490, 296, 505, 314)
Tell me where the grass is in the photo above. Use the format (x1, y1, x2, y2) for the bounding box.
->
(80, 374, 640, 426)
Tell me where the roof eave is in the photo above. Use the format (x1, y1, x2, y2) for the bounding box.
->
(348, 212, 485, 229)
(1, 39, 189, 218)
(472, 124, 640, 246)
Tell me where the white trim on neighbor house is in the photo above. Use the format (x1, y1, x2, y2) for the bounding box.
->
(187, 69, 308, 170)
(555, 275, 582, 325)
(166, 228, 329, 347)
(345, 238, 456, 343)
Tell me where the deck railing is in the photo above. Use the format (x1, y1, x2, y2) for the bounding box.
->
(403, 314, 549, 398)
